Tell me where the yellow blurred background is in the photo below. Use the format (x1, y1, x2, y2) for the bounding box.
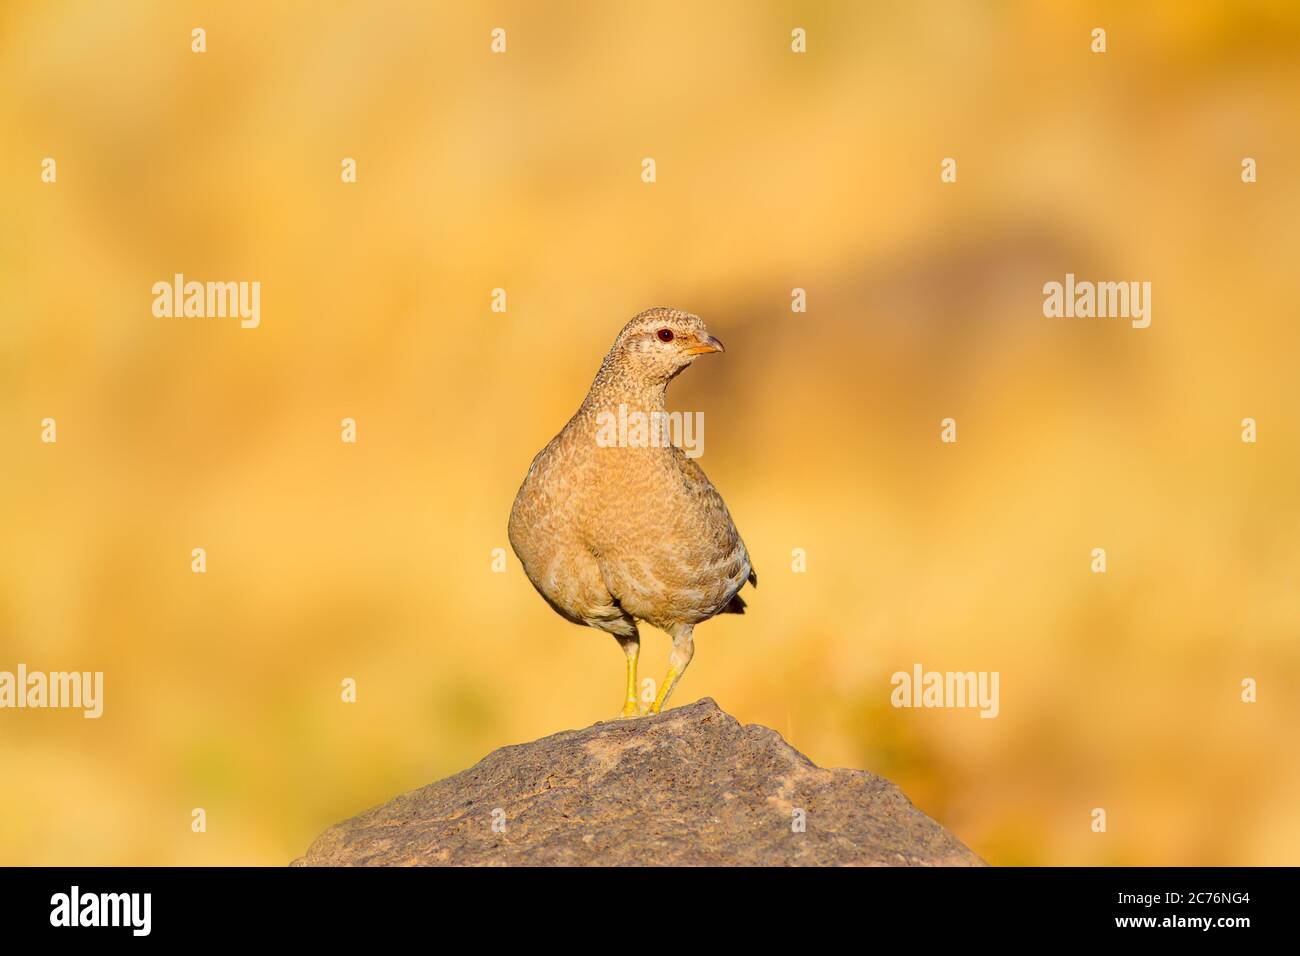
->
(2, 0, 1298, 865)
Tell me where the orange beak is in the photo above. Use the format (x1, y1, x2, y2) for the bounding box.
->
(684, 334, 725, 355)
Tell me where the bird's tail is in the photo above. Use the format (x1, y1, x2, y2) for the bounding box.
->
(720, 592, 747, 614)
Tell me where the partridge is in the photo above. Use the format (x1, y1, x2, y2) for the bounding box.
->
(509, 308, 756, 717)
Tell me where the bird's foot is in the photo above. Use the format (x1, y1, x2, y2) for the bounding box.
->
(617, 699, 643, 719)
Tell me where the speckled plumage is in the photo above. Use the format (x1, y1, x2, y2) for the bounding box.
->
(509, 308, 755, 715)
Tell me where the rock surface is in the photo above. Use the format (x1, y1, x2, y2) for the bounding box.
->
(294, 698, 983, 866)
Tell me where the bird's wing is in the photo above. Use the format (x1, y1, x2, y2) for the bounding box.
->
(671, 452, 755, 605)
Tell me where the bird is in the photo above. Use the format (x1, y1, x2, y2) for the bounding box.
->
(509, 307, 756, 718)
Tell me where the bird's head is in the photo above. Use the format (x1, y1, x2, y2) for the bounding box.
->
(611, 307, 725, 384)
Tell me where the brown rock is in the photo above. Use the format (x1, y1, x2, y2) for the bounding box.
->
(294, 698, 984, 866)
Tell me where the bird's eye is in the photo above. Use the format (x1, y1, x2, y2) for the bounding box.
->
(656, 328, 674, 343)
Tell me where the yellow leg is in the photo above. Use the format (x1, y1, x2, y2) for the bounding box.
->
(649, 626, 694, 714)
(650, 665, 680, 714)
(618, 636, 640, 718)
